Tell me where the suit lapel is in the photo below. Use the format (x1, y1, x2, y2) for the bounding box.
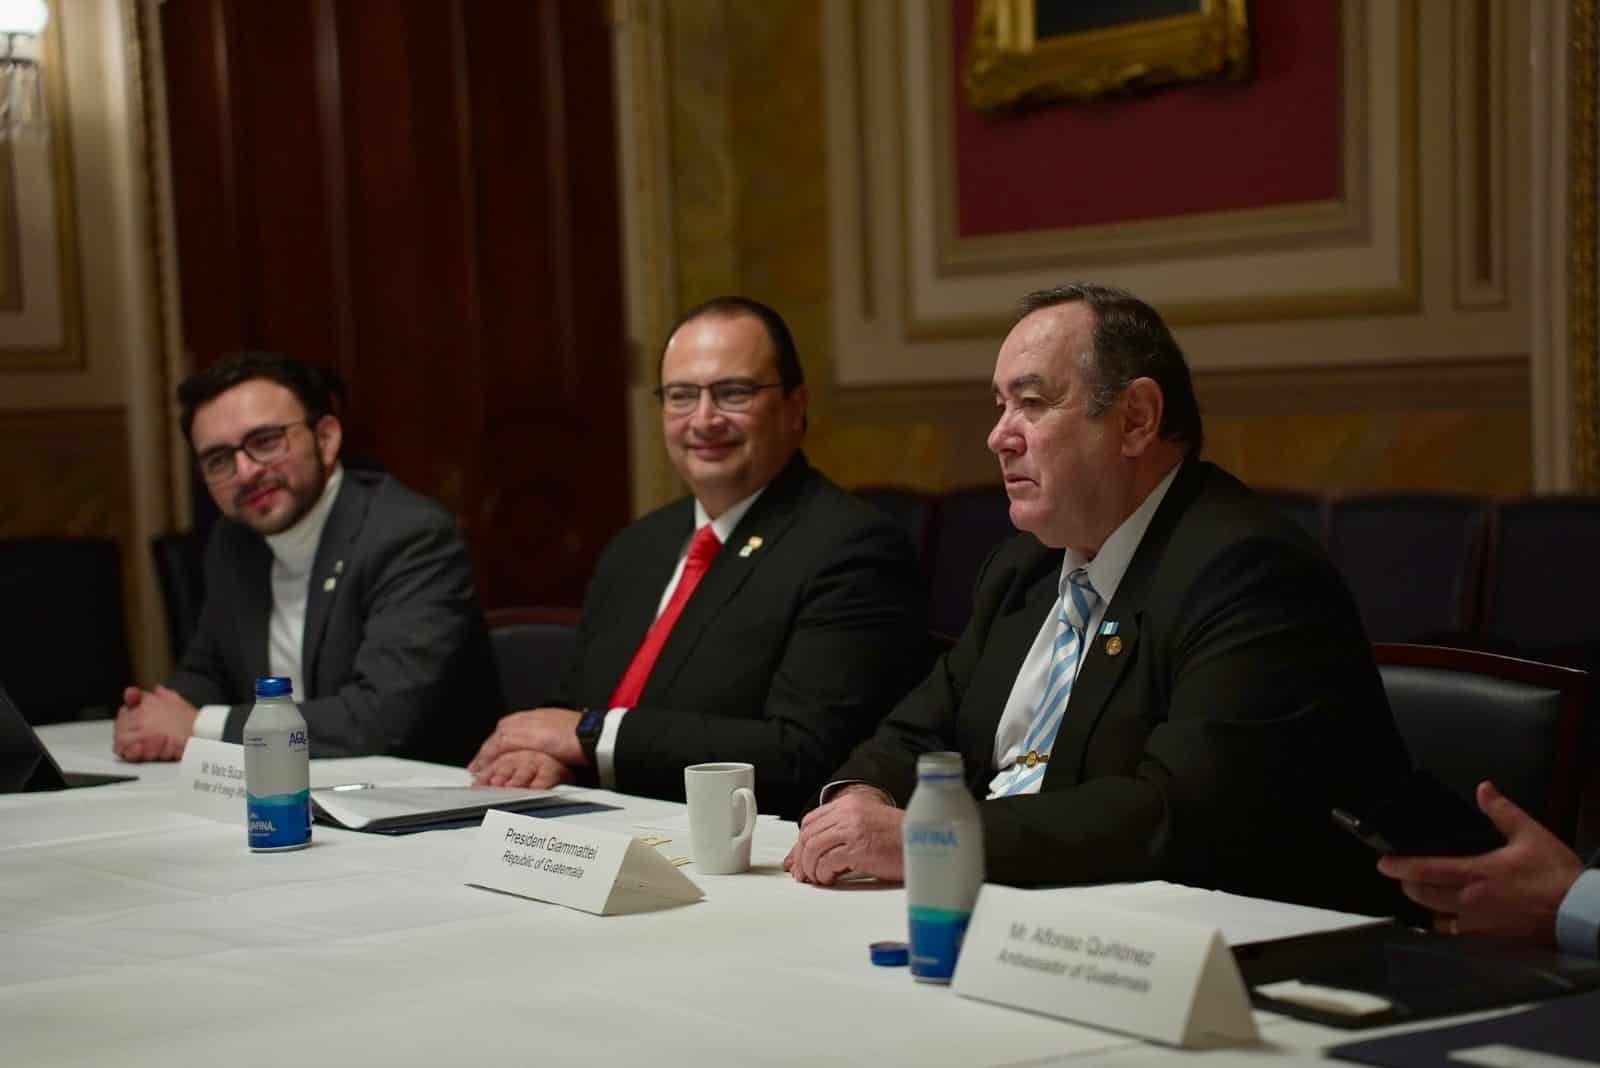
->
(640, 453, 814, 698)
(300, 472, 374, 695)
(967, 557, 1061, 751)
(597, 502, 694, 689)
(1048, 460, 1204, 786)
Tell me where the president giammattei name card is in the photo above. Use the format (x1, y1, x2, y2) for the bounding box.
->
(952, 884, 1259, 1048)
(464, 810, 703, 915)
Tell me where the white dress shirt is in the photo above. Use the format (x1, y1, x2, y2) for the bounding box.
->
(986, 464, 1179, 797)
(594, 487, 765, 787)
(192, 465, 345, 739)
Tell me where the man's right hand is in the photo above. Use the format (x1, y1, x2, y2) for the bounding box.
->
(473, 749, 576, 790)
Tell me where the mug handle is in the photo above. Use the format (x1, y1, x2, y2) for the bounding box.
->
(730, 786, 757, 852)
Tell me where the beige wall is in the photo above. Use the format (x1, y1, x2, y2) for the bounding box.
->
(0, 0, 179, 682)
(614, 0, 1598, 510)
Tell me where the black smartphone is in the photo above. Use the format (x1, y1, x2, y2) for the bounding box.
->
(1332, 770, 1506, 857)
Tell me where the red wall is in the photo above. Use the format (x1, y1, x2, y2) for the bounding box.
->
(952, 0, 1343, 236)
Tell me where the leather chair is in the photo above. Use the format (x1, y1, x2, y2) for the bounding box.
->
(1374, 643, 1589, 845)
(151, 531, 207, 659)
(1479, 496, 1600, 665)
(1257, 487, 1328, 546)
(1327, 493, 1487, 644)
(927, 484, 1014, 638)
(486, 606, 582, 712)
(0, 537, 133, 723)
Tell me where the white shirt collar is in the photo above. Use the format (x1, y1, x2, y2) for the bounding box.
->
(693, 486, 765, 547)
(1061, 462, 1181, 604)
(263, 464, 345, 573)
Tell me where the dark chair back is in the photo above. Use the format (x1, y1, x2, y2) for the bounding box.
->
(1374, 643, 1588, 844)
(486, 606, 582, 712)
(1257, 487, 1327, 546)
(0, 538, 132, 723)
(1480, 496, 1600, 660)
(1326, 493, 1487, 643)
(854, 486, 936, 572)
(927, 485, 1014, 638)
(151, 531, 207, 659)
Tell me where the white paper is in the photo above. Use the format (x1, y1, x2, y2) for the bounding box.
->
(174, 739, 248, 824)
(1038, 880, 1385, 945)
(464, 811, 703, 915)
(952, 884, 1261, 1048)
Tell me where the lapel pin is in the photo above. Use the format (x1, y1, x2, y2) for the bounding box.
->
(739, 535, 764, 558)
(1104, 635, 1123, 657)
(323, 577, 338, 593)
(1100, 620, 1119, 636)
(334, 559, 345, 574)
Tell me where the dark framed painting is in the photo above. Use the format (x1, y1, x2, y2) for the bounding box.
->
(966, 0, 1251, 111)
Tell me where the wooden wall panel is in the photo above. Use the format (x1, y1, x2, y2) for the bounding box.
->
(159, 0, 629, 608)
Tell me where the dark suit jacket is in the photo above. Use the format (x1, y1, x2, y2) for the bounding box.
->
(831, 460, 1414, 916)
(554, 452, 927, 818)
(170, 469, 502, 765)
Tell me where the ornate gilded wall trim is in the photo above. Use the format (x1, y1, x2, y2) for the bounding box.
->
(1571, 0, 1599, 489)
(966, 0, 1250, 111)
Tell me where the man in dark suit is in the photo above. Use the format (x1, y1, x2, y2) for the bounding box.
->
(468, 297, 926, 818)
(787, 283, 1412, 915)
(113, 352, 501, 765)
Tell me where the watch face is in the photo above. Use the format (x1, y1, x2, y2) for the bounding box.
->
(578, 709, 607, 737)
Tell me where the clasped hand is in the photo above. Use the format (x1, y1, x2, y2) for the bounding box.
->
(784, 785, 906, 885)
(468, 707, 583, 788)
(112, 685, 198, 762)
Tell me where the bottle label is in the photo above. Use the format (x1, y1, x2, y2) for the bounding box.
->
(908, 905, 971, 982)
(247, 788, 311, 849)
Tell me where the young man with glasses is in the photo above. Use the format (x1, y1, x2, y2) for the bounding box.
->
(467, 296, 927, 818)
(113, 351, 501, 765)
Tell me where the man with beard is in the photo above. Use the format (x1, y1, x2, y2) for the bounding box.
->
(113, 352, 501, 765)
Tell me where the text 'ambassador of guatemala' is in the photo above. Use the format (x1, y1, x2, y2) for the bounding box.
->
(787, 283, 1413, 915)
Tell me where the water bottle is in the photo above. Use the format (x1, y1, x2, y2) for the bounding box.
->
(903, 751, 985, 983)
(243, 676, 311, 851)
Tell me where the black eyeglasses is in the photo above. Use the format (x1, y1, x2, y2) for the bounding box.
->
(195, 421, 313, 483)
(654, 379, 783, 414)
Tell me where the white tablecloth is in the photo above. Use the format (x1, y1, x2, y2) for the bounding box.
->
(0, 723, 1476, 1067)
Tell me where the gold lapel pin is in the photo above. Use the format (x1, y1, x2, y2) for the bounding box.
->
(739, 535, 764, 558)
(1104, 635, 1123, 656)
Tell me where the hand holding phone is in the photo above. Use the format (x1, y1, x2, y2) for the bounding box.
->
(1332, 770, 1506, 857)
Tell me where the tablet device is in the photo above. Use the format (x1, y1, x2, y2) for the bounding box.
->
(0, 685, 137, 792)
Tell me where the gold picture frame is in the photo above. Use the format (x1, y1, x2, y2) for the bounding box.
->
(966, 0, 1252, 111)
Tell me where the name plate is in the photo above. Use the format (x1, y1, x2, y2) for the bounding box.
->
(175, 739, 248, 824)
(952, 885, 1259, 1048)
(464, 811, 704, 916)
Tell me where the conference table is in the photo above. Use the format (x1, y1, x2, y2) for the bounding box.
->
(3, 722, 1511, 1067)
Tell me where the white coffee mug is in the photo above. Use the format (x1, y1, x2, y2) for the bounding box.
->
(684, 762, 758, 874)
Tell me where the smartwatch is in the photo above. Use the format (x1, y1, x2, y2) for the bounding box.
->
(575, 707, 607, 767)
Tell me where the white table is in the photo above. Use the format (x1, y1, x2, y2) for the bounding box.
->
(0, 723, 1493, 1067)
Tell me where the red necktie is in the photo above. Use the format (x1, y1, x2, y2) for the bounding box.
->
(608, 524, 723, 707)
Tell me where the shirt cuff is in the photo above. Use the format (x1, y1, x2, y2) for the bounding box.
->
(595, 707, 627, 789)
(193, 705, 229, 741)
(819, 780, 897, 806)
(1556, 869, 1600, 959)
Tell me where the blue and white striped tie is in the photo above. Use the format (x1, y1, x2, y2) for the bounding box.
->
(993, 568, 1101, 797)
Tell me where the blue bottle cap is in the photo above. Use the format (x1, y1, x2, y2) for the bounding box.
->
(254, 676, 293, 698)
(870, 940, 909, 967)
